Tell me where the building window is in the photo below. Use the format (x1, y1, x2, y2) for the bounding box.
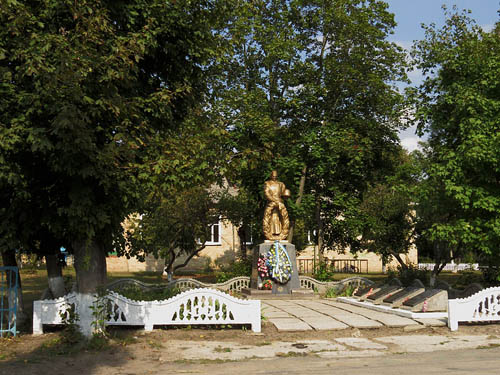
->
(205, 219, 222, 245)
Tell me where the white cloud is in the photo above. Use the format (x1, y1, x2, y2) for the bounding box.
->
(481, 23, 494, 32)
(401, 136, 422, 152)
(393, 40, 413, 51)
(399, 123, 424, 152)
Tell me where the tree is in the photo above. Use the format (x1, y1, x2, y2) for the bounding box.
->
(123, 106, 228, 280)
(211, 0, 408, 256)
(125, 186, 218, 282)
(360, 150, 418, 270)
(0, 0, 227, 325)
(409, 7, 500, 281)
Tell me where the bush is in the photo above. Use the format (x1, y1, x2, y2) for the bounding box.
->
(117, 285, 181, 301)
(313, 262, 335, 282)
(324, 284, 355, 298)
(387, 264, 430, 287)
(453, 269, 483, 289)
(216, 259, 252, 283)
(481, 266, 500, 286)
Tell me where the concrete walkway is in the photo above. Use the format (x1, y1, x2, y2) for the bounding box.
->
(262, 299, 447, 331)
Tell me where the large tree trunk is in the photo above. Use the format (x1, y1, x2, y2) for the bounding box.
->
(72, 239, 107, 337)
(287, 165, 307, 243)
(45, 253, 66, 298)
(429, 242, 449, 288)
(73, 239, 107, 294)
(391, 251, 409, 271)
(315, 197, 324, 263)
(1, 249, 26, 326)
(238, 226, 247, 261)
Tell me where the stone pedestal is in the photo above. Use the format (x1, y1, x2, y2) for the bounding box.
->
(250, 241, 300, 294)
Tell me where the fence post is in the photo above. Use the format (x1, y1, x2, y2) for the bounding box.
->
(0, 266, 19, 337)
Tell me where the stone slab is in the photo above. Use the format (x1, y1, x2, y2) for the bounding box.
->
(382, 287, 425, 308)
(414, 318, 447, 327)
(366, 286, 404, 304)
(300, 316, 349, 330)
(263, 300, 299, 308)
(315, 350, 385, 358)
(325, 301, 417, 327)
(289, 310, 327, 318)
(308, 302, 382, 328)
(335, 337, 388, 350)
(262, 310, 292, 318)
(242, 289, 316, 300)
(402, 289, 448, 312)
(268, 317, 312, 331)
(354, 286, 373, 297)
(336, 296, 448, 320)
(375, 335, 500, 353)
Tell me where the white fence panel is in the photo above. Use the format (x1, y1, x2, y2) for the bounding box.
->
(448, 286, 500, 331)
(33, 288, 261, 335)
(146, 288, 260, 332)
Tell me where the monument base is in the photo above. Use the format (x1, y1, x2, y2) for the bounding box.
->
(241, 287, 316, 300)
(249, 241, 306, 296)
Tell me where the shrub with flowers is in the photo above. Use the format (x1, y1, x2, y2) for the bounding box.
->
(263, 280, 273, 290)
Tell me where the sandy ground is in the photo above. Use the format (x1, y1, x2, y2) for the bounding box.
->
(2, 321, 500, 375)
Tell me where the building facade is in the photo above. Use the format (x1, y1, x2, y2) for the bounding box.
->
(107, 218, 417, 274)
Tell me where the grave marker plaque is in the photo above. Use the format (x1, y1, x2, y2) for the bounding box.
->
(402, 289, 448, 312)
(382, 287, 425, 308)
(366, 285, 403, 304)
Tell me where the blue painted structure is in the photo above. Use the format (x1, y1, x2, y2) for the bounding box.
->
(0, 266, 19, 337)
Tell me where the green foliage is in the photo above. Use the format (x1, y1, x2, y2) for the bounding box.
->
(453, 269, 483, 290)
(209, 0, 408, 253)
(359, 150, 418, 267)
(0, 0, 229, 291)
(117, 286, 181, 301)
(312, 262, 335, 282)
(89, 291, 110, 339)
(59, 303, 83, 345)
(125, 186, 221, 278)
(409, 8, 500, 269)
(387, 265, 430, 287)
(216, 259, 252, 283)
(324, 284, 356, 298)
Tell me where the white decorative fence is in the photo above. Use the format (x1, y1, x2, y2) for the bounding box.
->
(33, 288, 261, 335)
(106, 276, 372, 296)
(448, 287, 500, 331)
(106, 276, 251, 293)
(299, 276, 374, 294)
(419, 263, 479, 272)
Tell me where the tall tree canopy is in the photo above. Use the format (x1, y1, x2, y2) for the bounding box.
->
(210, 0, 408, 254)
(0, 0, 227, 292)
(410, 8, 500, 276)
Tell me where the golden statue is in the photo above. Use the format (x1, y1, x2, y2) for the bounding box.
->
(263, 170, 290, 241)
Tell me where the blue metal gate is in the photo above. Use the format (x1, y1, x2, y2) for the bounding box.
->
(0, 266, 19, 337)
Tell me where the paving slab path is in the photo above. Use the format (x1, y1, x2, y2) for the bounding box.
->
(262, 298, 445, 332)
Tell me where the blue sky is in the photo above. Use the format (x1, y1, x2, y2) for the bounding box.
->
(384, 0, 500, 151)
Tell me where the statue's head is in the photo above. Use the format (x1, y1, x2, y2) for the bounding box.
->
(270, 170, 278, 180)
